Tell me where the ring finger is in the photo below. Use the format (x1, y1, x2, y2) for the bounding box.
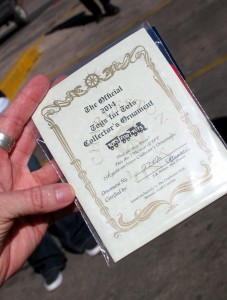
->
(0, 75, 50, 150)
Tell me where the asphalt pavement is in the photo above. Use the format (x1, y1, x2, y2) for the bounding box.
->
(0, 0, 227, 299)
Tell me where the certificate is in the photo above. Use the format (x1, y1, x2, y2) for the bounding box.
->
(33, 25, 227, 262)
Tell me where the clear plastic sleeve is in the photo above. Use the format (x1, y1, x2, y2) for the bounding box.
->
(33, 21, 227, 266)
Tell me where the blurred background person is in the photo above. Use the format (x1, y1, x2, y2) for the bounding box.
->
(28, 210, 100, 292)
(80, 0, 120, 22)
(27, 134, 100, 292)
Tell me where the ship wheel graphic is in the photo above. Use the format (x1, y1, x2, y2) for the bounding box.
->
(85, 73, 100, 88)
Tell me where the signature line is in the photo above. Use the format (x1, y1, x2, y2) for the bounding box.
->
(135, 143, 189, 182)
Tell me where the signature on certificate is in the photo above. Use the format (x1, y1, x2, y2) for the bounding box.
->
(134, 144, 190, 182)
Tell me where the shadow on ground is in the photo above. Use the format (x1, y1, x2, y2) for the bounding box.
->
(45, 12, 97, 35)
(0, 26, 21, 44)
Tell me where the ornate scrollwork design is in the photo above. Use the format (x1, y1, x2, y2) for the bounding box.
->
(40, 45, 212, 237)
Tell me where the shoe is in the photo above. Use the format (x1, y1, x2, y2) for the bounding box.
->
(43, 271, 63, 292)
(85, 245, 101, 256)
(83, 236, 101, 256)
(93, 13, 104, 23)
(104, 4, 120, 16)
(49, 213, 101, 255)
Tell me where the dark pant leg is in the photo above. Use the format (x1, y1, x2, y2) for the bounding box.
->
(49, 212, 95, 253)
(99, 0, 120, 15)
(28, 233, 67, 276)
(99, 0, 110, 7)
(80, 0, 102, 15)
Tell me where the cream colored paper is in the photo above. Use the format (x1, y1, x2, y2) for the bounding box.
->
(33, 28, 227, 262)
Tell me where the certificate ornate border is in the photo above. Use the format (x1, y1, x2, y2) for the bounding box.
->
(41, 45, 212, 237)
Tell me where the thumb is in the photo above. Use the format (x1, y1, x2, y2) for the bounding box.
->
(0, 183, 76, 219)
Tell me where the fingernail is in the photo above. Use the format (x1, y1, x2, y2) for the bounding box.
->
(55, 184, 75, 202)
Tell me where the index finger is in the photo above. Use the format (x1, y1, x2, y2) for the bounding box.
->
(0, 75, 50, 142)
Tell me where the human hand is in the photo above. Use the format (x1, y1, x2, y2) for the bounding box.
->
(0, 75, 76, 285)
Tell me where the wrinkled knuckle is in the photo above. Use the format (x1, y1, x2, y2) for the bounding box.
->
(30, 186, 47, 211)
